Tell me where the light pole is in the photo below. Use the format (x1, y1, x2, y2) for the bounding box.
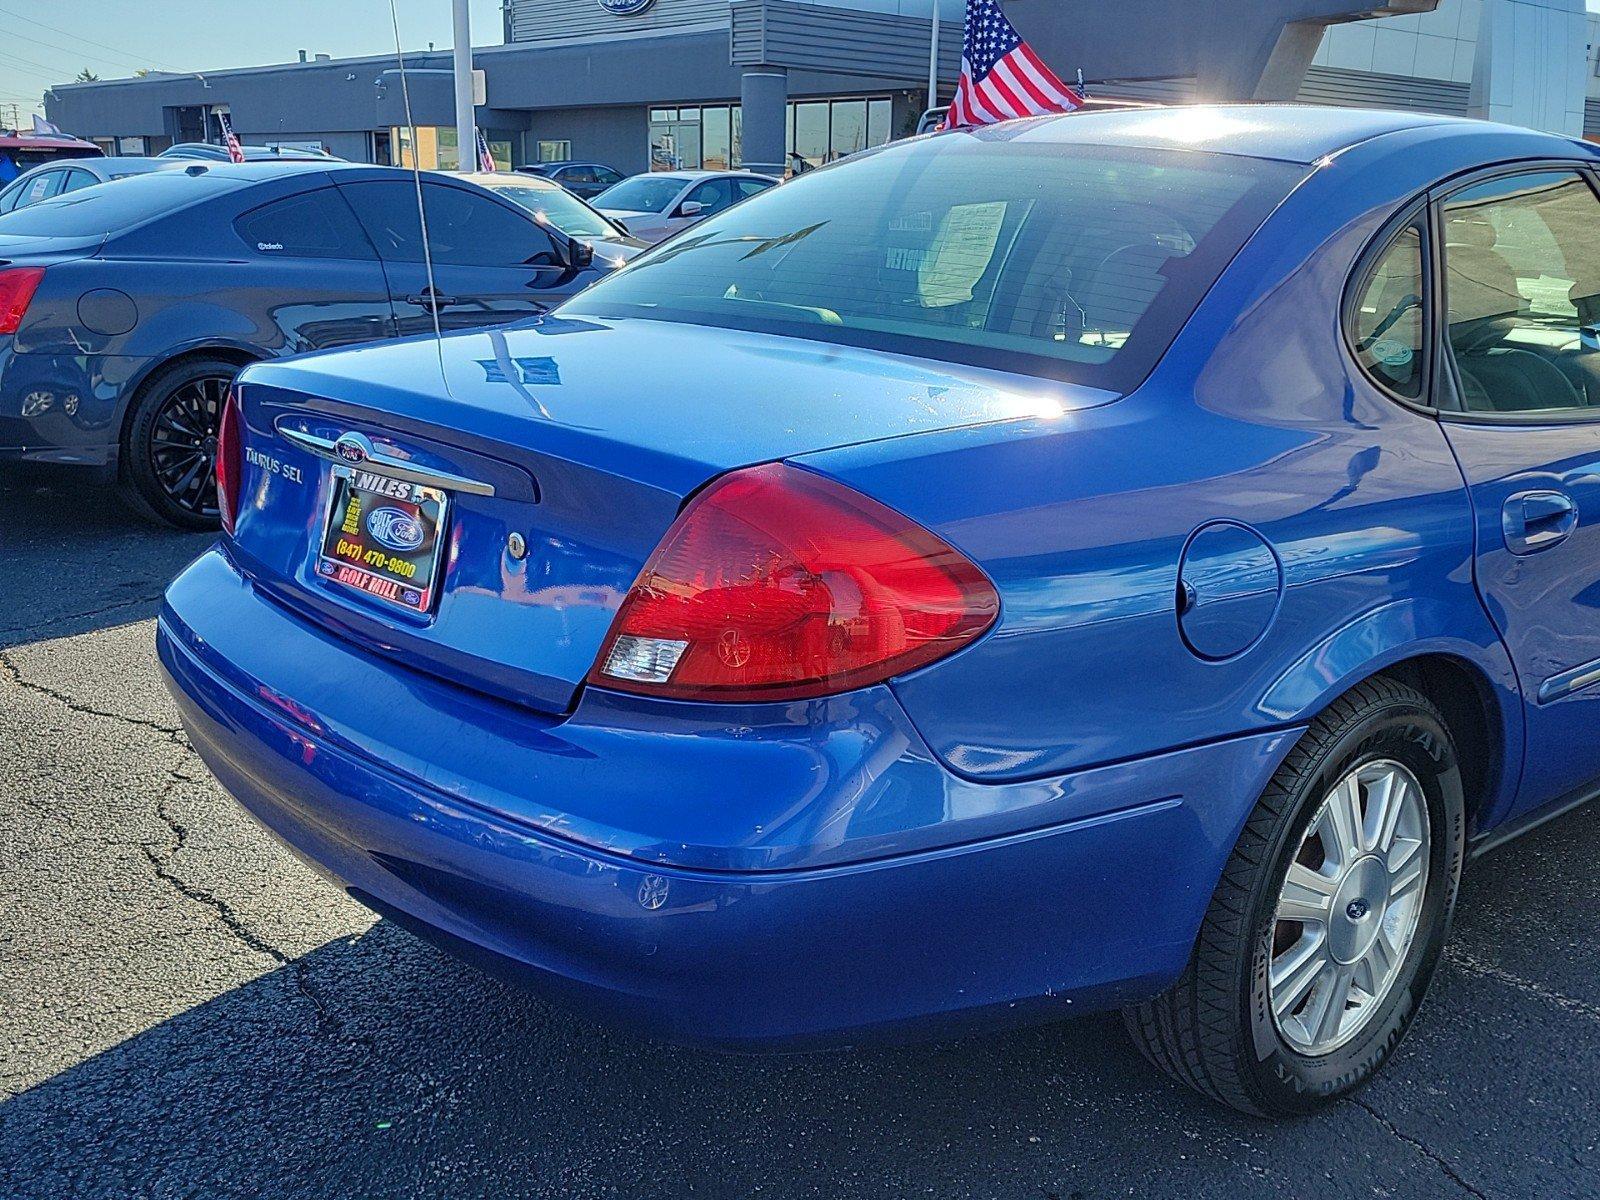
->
(928, 1, 940, 108)
(452, 0, 474, 171)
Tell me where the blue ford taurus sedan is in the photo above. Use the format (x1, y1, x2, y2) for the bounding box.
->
(160, 105, 1600, 1115)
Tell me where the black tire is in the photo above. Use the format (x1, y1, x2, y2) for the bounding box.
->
(121, 356, 241, 530)
(1123, 675, 1466, 1116)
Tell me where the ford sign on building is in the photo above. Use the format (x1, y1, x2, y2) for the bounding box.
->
(45, 0, 1599, 177)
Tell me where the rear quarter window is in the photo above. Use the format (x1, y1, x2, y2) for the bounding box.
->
(234, 188, 374, 259)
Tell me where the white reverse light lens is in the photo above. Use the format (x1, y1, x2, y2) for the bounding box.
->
(602, 634, 689, 685)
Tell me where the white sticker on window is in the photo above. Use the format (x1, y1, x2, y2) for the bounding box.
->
(917, 202, 1007, 308)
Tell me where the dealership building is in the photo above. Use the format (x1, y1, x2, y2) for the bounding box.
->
(42, 0, 1600, 178)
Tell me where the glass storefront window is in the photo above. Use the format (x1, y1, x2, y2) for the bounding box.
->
(390, 126, 511, 171)
(650, 108, 702, 171)
(537, 140, 572, 162)
(702, 106, 731, 171)
(793, 101, 829, 172)
(646, 96, 895, 175)
(868, 99, 891, 149)
(830, 99, 867, 160)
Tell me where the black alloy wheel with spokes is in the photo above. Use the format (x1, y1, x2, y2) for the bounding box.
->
(123, 357, 241, 530)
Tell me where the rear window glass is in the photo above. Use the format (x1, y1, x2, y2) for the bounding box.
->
(0, 170, 235, 237)
(564, 136, 1301, 390)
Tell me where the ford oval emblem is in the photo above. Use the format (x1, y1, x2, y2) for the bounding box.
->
(366, 507, 426, 552)
(334, 435, 368, 465)
(598, 0, 656, 14)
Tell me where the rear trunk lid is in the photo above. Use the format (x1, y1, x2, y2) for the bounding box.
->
(231, 315, 1115, 713)
(0, 232, 104, 262)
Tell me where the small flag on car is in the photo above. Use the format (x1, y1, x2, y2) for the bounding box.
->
(943, 0, 1083, 129)
(475, 129, 497, 173)
(216, 111, 246, 164)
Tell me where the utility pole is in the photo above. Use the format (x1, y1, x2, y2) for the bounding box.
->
(452, 0, 474, 171)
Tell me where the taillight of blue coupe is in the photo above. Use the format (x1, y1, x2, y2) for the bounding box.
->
(159, 105, 1600, 1115)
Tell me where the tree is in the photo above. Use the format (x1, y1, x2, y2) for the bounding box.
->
(74, 68, 99, 82)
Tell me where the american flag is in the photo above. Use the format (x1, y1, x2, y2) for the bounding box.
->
(475, 128, 497, 173)
(216, 111, 246, 164)
(944, 0, 1082, 129)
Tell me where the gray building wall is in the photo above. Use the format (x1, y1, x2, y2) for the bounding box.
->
(525, 105, 651, 171)
(41, 0, 1596, 172)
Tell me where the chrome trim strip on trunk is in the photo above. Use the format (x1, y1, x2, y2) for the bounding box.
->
(278, 427, 497, 497)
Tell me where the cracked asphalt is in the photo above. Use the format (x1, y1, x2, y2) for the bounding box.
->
(2, 469, 1597, 1200)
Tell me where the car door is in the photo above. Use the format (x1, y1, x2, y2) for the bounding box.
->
(1432, 165, 1600, 811)
(230, 185, 395, 351)
(658, 178, 732, 240)
(338, 178, 577, 336)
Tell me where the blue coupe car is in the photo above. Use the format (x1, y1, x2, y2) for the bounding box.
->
(0, 162, 610, 527)
(160, 105, 1600, 1115)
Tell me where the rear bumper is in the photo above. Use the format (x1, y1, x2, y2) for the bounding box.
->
(159, 548, 1301, 1047)
(0, 347, 149, 466)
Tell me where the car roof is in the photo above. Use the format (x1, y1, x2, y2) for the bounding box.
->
(0, 133, 101, 152)
(961, 103, 1583, 166)
(150, 160, 371, 181)
(461, 171, 558, 188)
(643, 171, 763, 183)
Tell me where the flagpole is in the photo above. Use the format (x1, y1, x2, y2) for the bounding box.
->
(928, 1, 941, 107)
(452, 0, 475, 173)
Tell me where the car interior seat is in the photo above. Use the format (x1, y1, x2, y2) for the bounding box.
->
(1445, 214, 1582, 411)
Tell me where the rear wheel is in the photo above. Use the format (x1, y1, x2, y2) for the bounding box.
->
(1123, 676, 1466, 1116)
(122, 357, 240, 529)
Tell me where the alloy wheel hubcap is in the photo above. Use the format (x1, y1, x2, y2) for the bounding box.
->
(1269, 759, 1430, 1056)
(149, 375, 229, 516)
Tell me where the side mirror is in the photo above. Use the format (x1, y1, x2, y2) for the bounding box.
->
(566, 236, 595, 272)
(677, 200, 704, 218)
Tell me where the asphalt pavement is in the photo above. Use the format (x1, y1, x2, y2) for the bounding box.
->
(1, 468, 1597, 1200)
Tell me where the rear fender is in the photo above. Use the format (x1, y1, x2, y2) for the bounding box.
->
(1258, 595, 1525, 829)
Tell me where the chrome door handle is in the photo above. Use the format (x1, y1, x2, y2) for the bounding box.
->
(405, 289, 460, 311)
(1503, 490, 1577, 555)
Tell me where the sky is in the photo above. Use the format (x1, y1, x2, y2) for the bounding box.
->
(0, 0, 504, 111)
(4, 0, 1600, 114)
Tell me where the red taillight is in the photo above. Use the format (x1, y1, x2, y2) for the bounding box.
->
(216, 386, 244, 536)
(589, 463, 998, 703)
(0, 267, 44, 336)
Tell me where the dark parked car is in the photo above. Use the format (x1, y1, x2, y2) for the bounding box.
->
(158, 142, 340, 162)
(513, 160, 625, 199)
(0, 156, 179, 214)
(0, 162, 609, 527)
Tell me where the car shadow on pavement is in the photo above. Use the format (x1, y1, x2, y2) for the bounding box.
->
(0, 470, 214, 652)
(0, 914, 1386, 1200)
